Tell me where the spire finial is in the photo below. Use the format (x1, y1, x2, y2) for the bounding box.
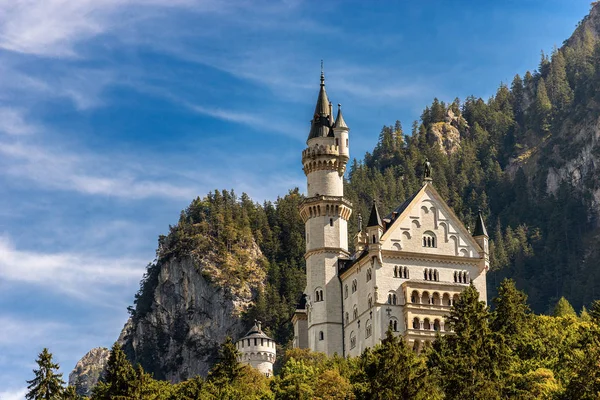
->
(320, 60, 325, 86)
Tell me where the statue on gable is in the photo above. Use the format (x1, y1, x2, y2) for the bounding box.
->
(424, 158, 432, 180)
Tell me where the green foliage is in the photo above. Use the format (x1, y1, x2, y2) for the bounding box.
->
(553, 297, 577, 317)
(92, 343, 136, 400)
(26, 348, 65, 400)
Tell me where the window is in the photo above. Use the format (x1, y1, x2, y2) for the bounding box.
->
(329, 218, 334, 227)
(413, 317, 420, 330)
(372, 234, 377, 244)
(394, 266, 398, 278)
(315, 288, 324, 302)
(434, 319, 441, 331)
(335, 138, 339, 146)
(424, 268, 439, 282)
(254, 338, 257, 346)
(350, 331, 356, 349)
(422, 231, 436, 248)
(319, 331, 324, 341)
(423, 318, 431, 330)
(353, 306, 358, 320)
(366, 320, 372, 338)
(366, 268, 372, 282)
(389, 318, 398, 332)
(344, 284, 348, 298)
(345, 312, 349, 325)
(352, 279, 357, 293)
(455, 271, 469, 284)
(367, 294, 373, 309)
(402, 266, 409, 279)
(411, 290, 419, 304)
(346, 138, 348, 147)
(387, 292, 397, 305)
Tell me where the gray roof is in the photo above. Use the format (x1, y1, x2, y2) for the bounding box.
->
(307, 72, 334, 140)
(334, 104, 348, 130)
(473, 211, 488, 237)
(367, 202, 382, 228)
(239, 321, 272, 340)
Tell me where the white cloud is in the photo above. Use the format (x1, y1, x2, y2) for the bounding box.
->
(0, 388, 27, 400)
(0, 236, 146, 304)
(0, 108, 37, 135)
(0, 140, 197, 200)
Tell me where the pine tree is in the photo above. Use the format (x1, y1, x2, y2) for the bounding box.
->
(61, 386, 79, 400)
(91, 343, 135, 400)
(207, 337, 243, 385)
(428, 285, 510, 399)
(589, 299, 600, 325)
(547, 49, 573, 113)
(357, 327, 433, 400)
(26, 348, 65, 400)
(552, 296, 576, 317)
(534, 78, 552, 133)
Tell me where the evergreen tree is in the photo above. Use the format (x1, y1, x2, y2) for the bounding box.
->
(207, 337, 243, 386)
(491, 279, 531, 344)
(589, 299, 600, 325)
(428, 285, 510, 399)
(356, 327, 433, 400)
(534, 78, 552, 133)
(92, 343, 135, 400)
(552, 296, 576, 317)
(547, 49, 573, 113)
(26, 348, 65, 400)
(61, 386, 79, 400)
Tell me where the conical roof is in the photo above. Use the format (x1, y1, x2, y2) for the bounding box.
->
(473, 210, 488, 237)
(240, 321, 272, 340)
(334, 103, 348, 130)
(367, 202, 382, 228)
(307, 70, 334, 140)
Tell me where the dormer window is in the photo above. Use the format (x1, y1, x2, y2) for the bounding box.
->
(422, 231, 436, 248)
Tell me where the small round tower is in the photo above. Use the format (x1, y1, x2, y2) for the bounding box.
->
(235, 321, 276, 377)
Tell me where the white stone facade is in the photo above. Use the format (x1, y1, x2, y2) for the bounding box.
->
(236, 322, 276, 377)
(293, 75, 489, 357)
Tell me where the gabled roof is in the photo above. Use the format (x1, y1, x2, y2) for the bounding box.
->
(380, 182, 483, 252)
(367, 202, 382, 228)
(473, 210, 488, 237)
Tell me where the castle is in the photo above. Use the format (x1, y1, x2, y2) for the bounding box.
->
(291, 70, 489, 356)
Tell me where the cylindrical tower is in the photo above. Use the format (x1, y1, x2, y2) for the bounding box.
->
(235, 321, 276, 377)
(298, 71, 352, 356)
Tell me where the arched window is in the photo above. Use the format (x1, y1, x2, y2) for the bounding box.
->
(443, 293, 451, 306)
(366, 268, 372, 282)
(403, 266, 409, 279)
(454, 271, 458, 283)
(393, 294, 397, 305)
(344, 285, 348, 299)
(394, 266, 398, 278)
(434, 319, 441, 331)
(434, 269, 438, 281)
(422, 231, 437, 248)
(319, 331, 324, 341)
(388, 294, 392, 304)
(353, 306, 358, 320)
(367, 294, 373, 309)
(389, 318, 398, 332)
(315, 288, 324, 302)
(372, 234, 377, 244)
(393, 319, 398, 331)
(413, 317, 420, 330)
(422, 291, 431, 304)
(411, 290, 419, 304)
(424, 269, 428, 280)
(345, 312, 349, 325)
(329, 218, 333, 227)
(423, 318, 431, 330)
(432, 292, 440, 305)
(366, 319, 372, 338)
(350, 331, 356, 349)
(352, 279, 357, 293)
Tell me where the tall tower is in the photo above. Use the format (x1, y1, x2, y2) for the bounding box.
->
(298, 69, 352, 355)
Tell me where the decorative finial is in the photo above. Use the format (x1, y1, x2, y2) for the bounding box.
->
(358, 213, 363, 231)
(338, 103, 341, 111)
(320, 60, 325, 86)
(423, 158, 432, 182)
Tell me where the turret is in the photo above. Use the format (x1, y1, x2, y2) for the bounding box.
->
(366, 202, 383, 249)
(472, 210, 489, 269)
(236, 321, 276, 377)
(333, 104, 349, 159)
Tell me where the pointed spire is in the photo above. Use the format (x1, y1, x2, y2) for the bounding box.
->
(367, 201, 382, 228)
(334, 103, 348, 130)
(307, 62, 334, 141)
(473, 209, 488, 237)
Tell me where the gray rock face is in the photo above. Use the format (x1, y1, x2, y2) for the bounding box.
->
(70, 240, 266, 391)
(68, 347, 110, 396)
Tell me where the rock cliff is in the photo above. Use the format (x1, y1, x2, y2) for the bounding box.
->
(68, 347, 110, 396)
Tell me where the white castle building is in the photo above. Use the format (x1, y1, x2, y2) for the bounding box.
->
(236, 321, 276, 377)
(292, 70, 489, 356)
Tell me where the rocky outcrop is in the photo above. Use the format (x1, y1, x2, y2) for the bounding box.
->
(68, 347, 110, 397)
(120, 240, 266, 382)
(428, 109, 465, 155)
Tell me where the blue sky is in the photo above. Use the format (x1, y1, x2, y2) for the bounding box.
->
(0, 0, 591, 396)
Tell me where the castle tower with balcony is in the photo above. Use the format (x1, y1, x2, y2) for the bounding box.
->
(236, 321, 276, 377)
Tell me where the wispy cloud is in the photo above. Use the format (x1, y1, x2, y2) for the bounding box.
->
(0, 236, 146, 304)
(0, 108, 37, 135)
(0, 139, 198, 200)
